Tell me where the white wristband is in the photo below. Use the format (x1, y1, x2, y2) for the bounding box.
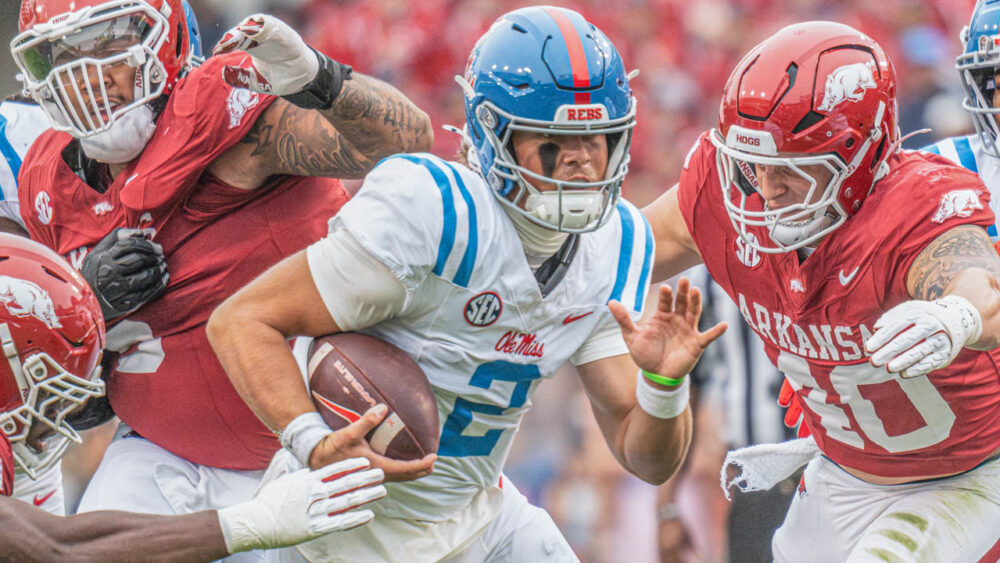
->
(636, 369, 690, 419)
(280, 412, 333, 467)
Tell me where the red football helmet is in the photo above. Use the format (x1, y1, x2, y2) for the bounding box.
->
(711, 21, 899, 253)
(12, 0, 190, 138)
(0, 234, 105, 478)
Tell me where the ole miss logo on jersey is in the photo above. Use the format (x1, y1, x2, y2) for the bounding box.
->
(465, 291, 502, 326)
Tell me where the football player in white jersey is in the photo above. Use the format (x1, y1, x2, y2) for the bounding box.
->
(208, 6, 726, 562)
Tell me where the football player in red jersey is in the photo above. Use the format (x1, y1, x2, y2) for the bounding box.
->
(10, 0, 433, 550)
(0, 234, 388, 561)
(642, 21, 1000, 562)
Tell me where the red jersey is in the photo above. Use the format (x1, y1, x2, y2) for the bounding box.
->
(678, 132, 1000, 479)
(0, 433, 11, 496)
(18, 54, 350, 470)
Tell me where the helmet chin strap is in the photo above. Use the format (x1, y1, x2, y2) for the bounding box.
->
(770, 208, 836, 248)
(80, 104, 157, 164)
(523, 191, 605, 231)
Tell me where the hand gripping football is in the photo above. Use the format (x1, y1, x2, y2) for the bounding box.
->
(307, 333, 439, 460)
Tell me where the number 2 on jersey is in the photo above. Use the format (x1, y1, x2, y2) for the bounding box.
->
(438, 361, 542, 457)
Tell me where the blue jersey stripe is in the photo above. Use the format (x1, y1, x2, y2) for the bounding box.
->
(989, 224, 998, 238)
(0, 115, 20, 199)
(921, 143, 941, 155)
(394, 155, 457, 277)
(442, 162, 478, 287)
(607, 202, 634, 304)
(954, 137, 979, 173)
(634, 211, 653, 312)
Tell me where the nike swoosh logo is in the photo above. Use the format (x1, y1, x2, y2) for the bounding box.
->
(311, 391, 361, 423)
(124, 173, 139, 186)
(33, 490, 56, 506)
(563, 311, 594, 325)
(839, 266, 860, 286)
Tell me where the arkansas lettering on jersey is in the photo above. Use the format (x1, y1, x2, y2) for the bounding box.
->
(16, 53, 351, 470)
(0, 432, 12, 496)
(678, 132, 1000, 479)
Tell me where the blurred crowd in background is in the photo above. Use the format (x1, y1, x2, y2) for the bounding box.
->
(0, 0, 982, 561)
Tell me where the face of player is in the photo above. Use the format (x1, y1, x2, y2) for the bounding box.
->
(55, 38, 139, 127)
(22, 395, 88, 453)
(510, 130, 609, 196)
(754, 161, 834, 215)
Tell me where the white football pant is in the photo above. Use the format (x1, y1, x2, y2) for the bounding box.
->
(773, 455, 1000, 562)
(77, 423, 274, 562)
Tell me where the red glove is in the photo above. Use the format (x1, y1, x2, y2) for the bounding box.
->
(778, 378, 811, 438)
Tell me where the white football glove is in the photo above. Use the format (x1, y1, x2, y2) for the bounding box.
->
(865, 296, 982, 378)
(213, 14, 319, 96)
(217, 457, 385, 554)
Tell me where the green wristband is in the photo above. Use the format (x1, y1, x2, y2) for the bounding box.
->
(642, 369, 686, 387)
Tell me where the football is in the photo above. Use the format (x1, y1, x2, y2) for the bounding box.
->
(307, 332, 439, 460)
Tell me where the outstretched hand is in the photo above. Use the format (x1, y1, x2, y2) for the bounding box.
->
(609, 278, 727, 379)
(309, 404, 436, 482)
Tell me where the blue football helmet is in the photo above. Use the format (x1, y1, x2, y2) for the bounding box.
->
(182, 0, 204, 63)
(958, 0, 1000, 159)
(458, 6, 635, 233)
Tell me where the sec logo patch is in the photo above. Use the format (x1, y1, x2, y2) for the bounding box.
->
(465, 291, 502, 326)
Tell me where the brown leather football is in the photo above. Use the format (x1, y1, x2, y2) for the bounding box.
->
(307, 332, 439, 460)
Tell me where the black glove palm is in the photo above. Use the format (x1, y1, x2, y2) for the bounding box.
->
(80, 228, 170, 320)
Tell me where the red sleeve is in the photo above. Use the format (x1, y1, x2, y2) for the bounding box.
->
(676, 132, 716, 240)
(119, 52, 277, 212)
(873, 155, 994, 300)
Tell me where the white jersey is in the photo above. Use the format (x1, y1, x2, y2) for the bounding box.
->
(921, 134, 1000, 242)
(310, 154, 653, 521)
(12, 461, 65, 515)
(0, 100, 47, 230)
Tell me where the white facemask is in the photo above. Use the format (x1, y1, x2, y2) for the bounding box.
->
(79, 105, 157, 164)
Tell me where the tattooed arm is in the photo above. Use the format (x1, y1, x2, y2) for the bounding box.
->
(906, 224, 1000, 349)
(212, 77, 433, 188)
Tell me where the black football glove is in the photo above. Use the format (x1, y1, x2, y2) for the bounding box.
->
(80, 228, 169, 320)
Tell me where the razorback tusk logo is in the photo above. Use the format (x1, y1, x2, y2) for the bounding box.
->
(0, 276, 62, 329)
(817, 61, 877, 113)
(932, 189, 984, 223)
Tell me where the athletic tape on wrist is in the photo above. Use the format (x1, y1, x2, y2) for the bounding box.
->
(283, 47, 353, 110)
(280, 411, 332, 467)
(635, 369, 690, 419)
(935, 295, 983, 345)
(217, 504, 263, 554)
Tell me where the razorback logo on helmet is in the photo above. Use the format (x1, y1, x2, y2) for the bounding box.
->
(932, 189, 984, 223)
(226, 86, 260, 129)
(555, 104, 609, 124)
(817, 61, 877, 113)
(0, 276, 62, 329)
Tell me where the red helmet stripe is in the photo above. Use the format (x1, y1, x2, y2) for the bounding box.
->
(544, 7, 592, 104)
